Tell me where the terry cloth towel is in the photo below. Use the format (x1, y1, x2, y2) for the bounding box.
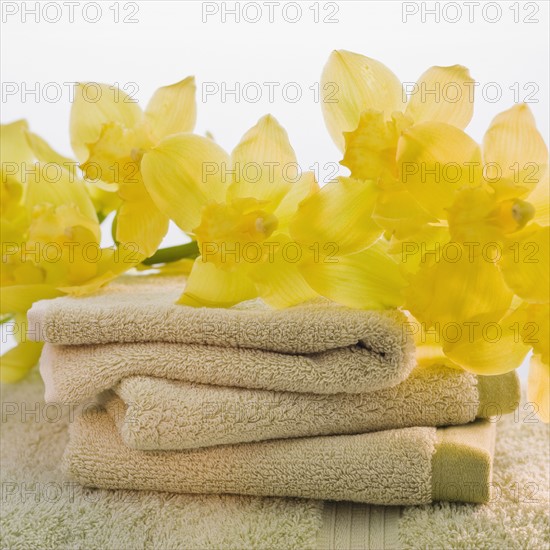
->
(39, 334, 415, 401)
(3, 375, 548, 550)
(64, 405, 496, 505)
(103, 366, 519, 450)
(32, 277, 416, 400)
(28, 277, 414, 386)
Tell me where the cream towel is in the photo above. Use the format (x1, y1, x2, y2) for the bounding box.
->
(103, 366, 519, 450)
(1, 374, 325, 550)
(64, 406, 496, 505)
(27, 276, 412, 352)
(39, 334, 415, 402)
(4, 375, 548, 549)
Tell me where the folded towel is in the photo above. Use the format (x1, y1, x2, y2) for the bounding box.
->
(103, 366, 519, 450)
(5, 375, 547, 550)
(39, 334, 415, 402)
(64, 406, 496, 505)
(34, 276, 415, 400)
(27, 276, 412, 352)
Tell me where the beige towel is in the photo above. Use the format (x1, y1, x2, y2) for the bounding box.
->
(39, 336, 415, 402)
(29, 273, 413, 344)
(103, 366, 519, 450)
(5, 375, 547, 549)
(64, 406, 496, 505)
(33, 277, 415, 401)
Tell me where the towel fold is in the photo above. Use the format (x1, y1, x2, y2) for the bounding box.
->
(39, 336, 415, 402)
(28, 276, 414, 352)
(64, 407, 495, 505)
(103, 366, 519, 450)
(33, 277, 415, 401)
(4, 376, 547, 550)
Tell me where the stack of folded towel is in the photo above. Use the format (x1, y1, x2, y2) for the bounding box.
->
(28, 275, 520, 506)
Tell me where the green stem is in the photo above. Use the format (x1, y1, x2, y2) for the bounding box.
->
(142, 241, 200, 266)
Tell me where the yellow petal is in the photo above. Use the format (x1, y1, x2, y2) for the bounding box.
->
(24, 161, 98, 225)
(443, 310, 531, 375)
(177, 258, 257, 307)
(500, 224, 549, 303)
(26, 165, 99, 238)
(482, 104, 549, 198)
(145, 76, 197, 141)
(290, 176, 382, 256)
(273, 171, 319, 230)
(24, 129, 104, 230)
(504, 302, 548, 363)
(389, 225, 450, 274)
(25, 131, 74, 167)
(80, 121, 149, 185)
(0, 284, 63, 315)
(321, 50, 404, 151)
(342, 110, 412, 185)
(248, 234, 319, 308)
(373, 184, 437, 240)
(115, 194, 170, 258)
(141, 134, 230, 233)
(59, 244, 143, 296)
(448, 187, 502, 243)
(526, 171, 549, 226)
(0, 341, 44, 383)
(405, 65, 475, 129)
(228, 115, 297, 210)
(0, 119, 33, 166)
(528, 354, 549, 422)
(405, 243, 514, 327)
(405, 315, 459, 369)
(300, 241, 406, 309)
(397, 122, 482, 219)
(70, 82, 143, 162)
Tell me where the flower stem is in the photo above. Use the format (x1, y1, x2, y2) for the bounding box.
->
(142, 241, 200, 266)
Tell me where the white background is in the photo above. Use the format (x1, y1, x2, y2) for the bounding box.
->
(2, 0, 549, 381)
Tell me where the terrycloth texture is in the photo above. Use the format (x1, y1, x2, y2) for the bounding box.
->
(39, 333, 415, 402)
(65, 405, 496, 505)
(27, 276, 410, 351)
(0, 373, 324, 550)
(2, 374, 548, 549)
(397, 404, 550, 549)
(103, 366, 519, 450)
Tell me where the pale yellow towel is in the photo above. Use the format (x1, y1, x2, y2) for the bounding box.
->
(28, 276, 414, 352)
(39, 335, 416, 402)
(5, 375, 547, 549)
(64, 407, 496, 505)
(103, 366, 519, 450)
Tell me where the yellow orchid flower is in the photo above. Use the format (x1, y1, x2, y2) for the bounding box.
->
(321, 52, 547, 417)
(505, 302, 549, 422)
(1, 121, 142, 381)
(321, 50, 476, 237)
(398, 105, 547, 368)
(448, 105, 547, 240)
(70, 77, 197, 257)
(322, 50, 474, 152)
(288, 177, 406, 309)
(141, 115, 321, 308)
